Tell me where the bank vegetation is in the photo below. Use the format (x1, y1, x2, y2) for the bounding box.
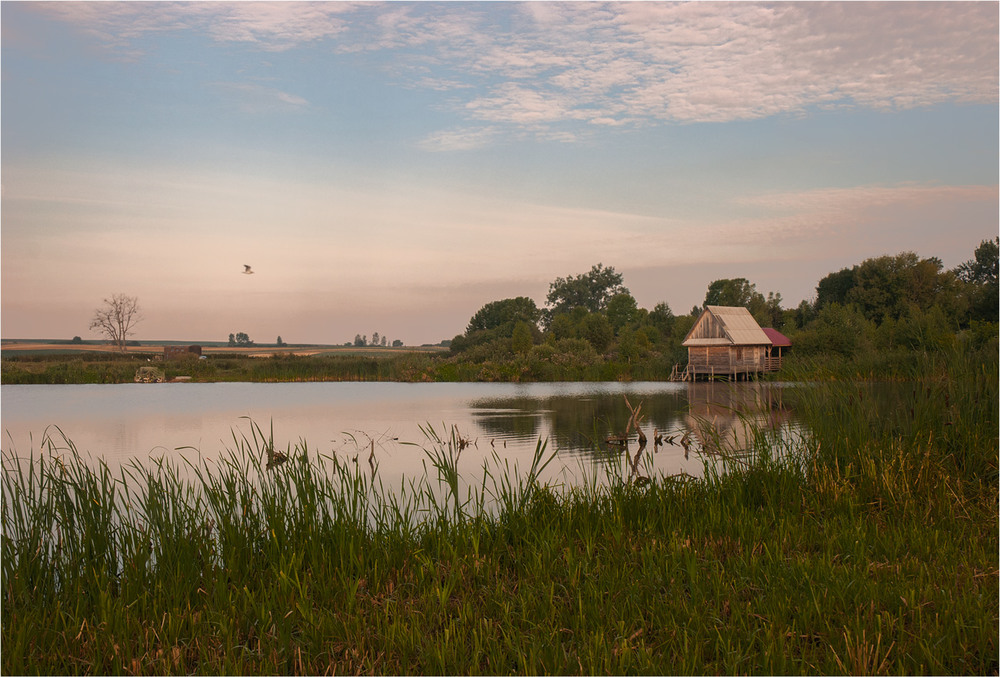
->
(2, 344, 996, 674)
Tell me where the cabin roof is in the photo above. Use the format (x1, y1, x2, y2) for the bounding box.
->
(761, 328, 791, 347)
(682, 305, 772, 347)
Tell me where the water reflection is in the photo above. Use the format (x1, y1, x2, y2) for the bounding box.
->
(469, 388, 692, 460)
(468, 382, 793, 459)
(2, 381, 799, 489)
(683, 381, 795, 457)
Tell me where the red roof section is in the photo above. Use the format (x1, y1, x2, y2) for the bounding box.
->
(762, 328, 791, 347)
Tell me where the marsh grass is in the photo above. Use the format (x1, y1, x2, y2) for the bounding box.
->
(3, 348, 997, 674)
(2, 349, 676, 384)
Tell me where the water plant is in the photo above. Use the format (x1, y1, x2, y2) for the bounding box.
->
(2, 346, 996, 674)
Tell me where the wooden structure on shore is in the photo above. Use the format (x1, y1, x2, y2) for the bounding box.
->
(163, 344, 202, 360)
(670, 306, 790, 381)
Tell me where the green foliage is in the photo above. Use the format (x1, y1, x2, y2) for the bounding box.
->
(956, 237, 999, 323)
(615, 326, 640, 363)
(229, 332, 253, 346)
(956, 236, 999, 286)
(837, 252, 950, 324)
(815, 267, 856, 310)
(4, 349, 996, 674)
(792, 299, 815, 329)
(545, 263, 627, 317)
(452, 297, 541, 356)
(875, 304, 956, 352)
(959, 320, 999, 352)
(789, 303, 874, 357)
(1, 356, 145, 384)
(467, 297, 540, 334)
(702, 278, 776, 326)
(605, 292, 640, 334)
(647, 301, 675, 336)
(15, 240, 998, 384)
(511, 321, 534, 354)
(703, 277, 763, 309)
(580, 313, 613, 353)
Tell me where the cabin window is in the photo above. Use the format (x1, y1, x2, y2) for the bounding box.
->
(736, 347, 744, 360)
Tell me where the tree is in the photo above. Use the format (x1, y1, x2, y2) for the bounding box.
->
(764, 291, 784, 328)
(234, 332, 253, 346)
(605, 292, 640, 334)
(793, 300, 815, 329)
(276, 336, 285, 346)
(545, 264, 628, 318)
(452, 297, 542, 355)
(229, 333, 236, 346)
(647, 302, 675, 337)
(793, 303, 874, 357)
(372, 332, 380, 347)
(467, 297, 540, 335)
(846, 252, 956, 325)
(956, 237, 999, 323)
(511, 320, 534, 354)
(815, 267, 857, 311)
(956, 237, 999, 286)
(354, 334, 365, 347)
(704, 277, 764, 309)
(703, 278, 773, 325)
(89, 294, 141, 352)
(581, 313, 613, 353)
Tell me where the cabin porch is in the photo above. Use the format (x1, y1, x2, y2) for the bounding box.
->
(669, 356, 784, 382)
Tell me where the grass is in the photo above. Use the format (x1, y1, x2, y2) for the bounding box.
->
(0, 352, 445, 384)
(2, 348, 997, 674)
(1, 343, 675, 384)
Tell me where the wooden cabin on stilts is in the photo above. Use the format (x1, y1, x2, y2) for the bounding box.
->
(670, 305, 791, 382)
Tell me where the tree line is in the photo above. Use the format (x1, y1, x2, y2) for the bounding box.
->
(352, 333, 403, 348)
(448, 238, 999, 368)
(85, 238, 997, 366)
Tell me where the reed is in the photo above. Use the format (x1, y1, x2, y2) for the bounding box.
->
(3, 348, 996, 674)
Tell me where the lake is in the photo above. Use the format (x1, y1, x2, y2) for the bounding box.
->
(1, 381, 798, 489)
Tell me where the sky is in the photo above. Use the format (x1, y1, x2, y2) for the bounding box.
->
(2, 1, 997, 346)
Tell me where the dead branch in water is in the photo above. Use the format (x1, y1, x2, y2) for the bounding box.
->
(624, 395, 647, 445)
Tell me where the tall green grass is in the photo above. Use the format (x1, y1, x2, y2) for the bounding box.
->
(3, 347, 997, 674)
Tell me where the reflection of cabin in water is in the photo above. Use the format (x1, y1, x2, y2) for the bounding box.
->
(671, 306, 790, 381)
(683, 381, 793, 454)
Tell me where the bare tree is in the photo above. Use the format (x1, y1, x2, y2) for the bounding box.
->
(89, 294, 142, 352)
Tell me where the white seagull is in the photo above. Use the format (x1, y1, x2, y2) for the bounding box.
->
(243, 265, 254, 275)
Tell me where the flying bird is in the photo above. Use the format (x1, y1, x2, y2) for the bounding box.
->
(243, 265, 254, 275)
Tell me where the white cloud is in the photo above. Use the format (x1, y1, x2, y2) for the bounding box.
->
(417, 127, 499, 152)
(36, 1, 353, 55)
(33, 2, 997, 135)
(208, 81, 309, 113)
(202, 2, 351, 51)
(465, 83, 575, 126)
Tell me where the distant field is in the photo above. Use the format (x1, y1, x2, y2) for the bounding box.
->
(0, 340, 447, 358)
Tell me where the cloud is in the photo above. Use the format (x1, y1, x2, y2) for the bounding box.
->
(23, 2, 1000, 135)
(201, 2, 352, 51)
(417, 127, 499, 152)
(208, 81, 309, 113)
(34, 1, 353, 55)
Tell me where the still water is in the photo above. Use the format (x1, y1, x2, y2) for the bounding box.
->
(1, 381, 797, 488)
